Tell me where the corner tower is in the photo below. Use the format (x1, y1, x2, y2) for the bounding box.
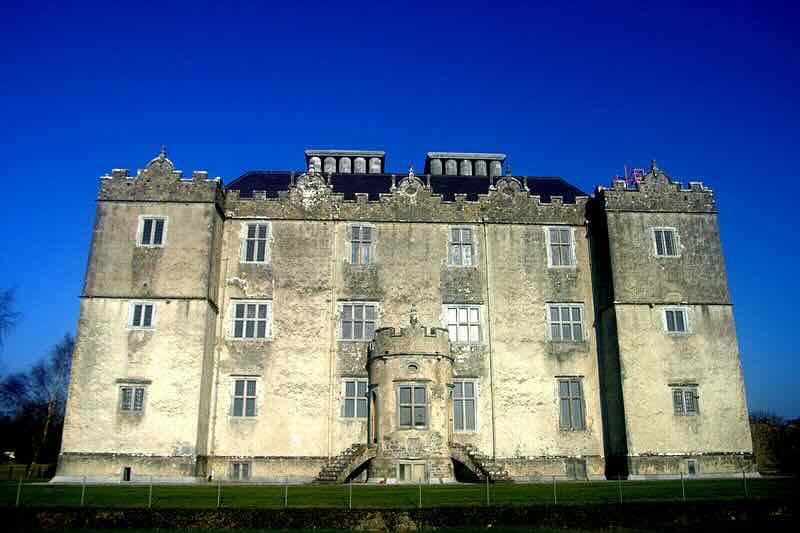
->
(593, 162, 754, 478)
(56, 149, 223, 481)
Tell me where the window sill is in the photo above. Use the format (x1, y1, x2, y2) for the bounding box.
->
(547, 264, 578, 269)
(446, 264, 477, 269)
(558, 428, 587, 432)
(127, 326, 155, 331)
(228, 337, 273, 342)
(665, 332, 693, 337)
(453, 430, 478, 434)
(229, 416, 259, 421)
(396, 426, 429, 431)
(136, 244, 165, 249)
(239, 260, 271, 265)
(338, 339, 374, 343)
(339, 417, 368, 422)
(547, 340, 586, 344)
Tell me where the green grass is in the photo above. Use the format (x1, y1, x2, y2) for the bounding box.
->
(1, 477, 795, 509)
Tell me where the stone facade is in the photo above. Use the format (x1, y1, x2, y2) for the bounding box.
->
(55, 150, 754, 483)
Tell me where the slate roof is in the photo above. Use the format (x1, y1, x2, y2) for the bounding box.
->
(225, 171, 587, 203)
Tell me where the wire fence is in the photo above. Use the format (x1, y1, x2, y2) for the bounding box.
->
(1, 476, 792, 509)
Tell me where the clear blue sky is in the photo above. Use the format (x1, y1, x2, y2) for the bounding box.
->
(1, 0, 797, 417)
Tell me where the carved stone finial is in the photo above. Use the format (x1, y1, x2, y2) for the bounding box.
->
(159, 145, 167, 161)
(409, 304, 419, 326)
(308, 162, 316, 175)
(408, 165, 415, 180)
(651, 159, 658, 173)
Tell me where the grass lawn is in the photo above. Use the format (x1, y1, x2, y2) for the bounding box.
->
(1, 477, 794, 509)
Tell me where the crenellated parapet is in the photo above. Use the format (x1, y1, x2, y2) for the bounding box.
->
(370, 323, 451, 360)
(98, 147, 223, 205)
(223, 168, 588, 225)
(599, 162, 715, 213)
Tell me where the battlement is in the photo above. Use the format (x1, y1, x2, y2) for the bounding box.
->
(370, 323, 450, 359)
(599, 162, 715, 213)
(98, 148, 223, 205)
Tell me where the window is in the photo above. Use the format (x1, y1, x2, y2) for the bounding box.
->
(120, 386, 145, 413)
(340, 302, 377, 340)
(398, 384, 427, 428)
(138, 216, 166, 247)
(129, 302, 155, 329)
(445, 305, 481, 344)
(672, 385, 699, 415)
(349, 225, 373, 265)
(232, 301, 271, 339)
(547, 304, 584, 342)
(231, 462, 251, 480)
(653, 228, 679, 257)
(547, 227, 575, 267)
(242, 223, 269, 263)
(453, 380, 477, 432)
(558, 377, 585, 430)
(342, 378, 368, 418)
(232, 378, 257, 417)
(686, 459, 698, 476)
(664, 307, 689, 334)
(448, 227, 474, 266)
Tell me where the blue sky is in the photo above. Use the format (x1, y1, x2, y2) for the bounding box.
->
(1, 0, 797, 417)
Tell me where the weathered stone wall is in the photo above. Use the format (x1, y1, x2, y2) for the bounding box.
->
(598, 168, 753, 477)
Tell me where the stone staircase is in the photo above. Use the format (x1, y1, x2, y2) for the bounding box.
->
(313, 443, 373, 484)
(450, 442, 513, 483)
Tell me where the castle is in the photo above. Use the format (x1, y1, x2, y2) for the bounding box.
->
(55, 148, 754, 483)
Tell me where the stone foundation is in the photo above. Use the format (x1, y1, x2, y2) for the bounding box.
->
(503, 455, 605, 481)
(626, 452, 757, 479)
(53, 452, 200, 483)
(368, 457, 454, 483)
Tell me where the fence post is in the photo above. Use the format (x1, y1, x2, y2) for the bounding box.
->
(148, 477, 153, 508)
(552, 476, 557, 504)
(284, 476, 288, 508)
(418, 478, 422, 509)
(349, 478, 352, 510)
(617, 474, 622, 503)
(80, 476, 86, 506)
(216, 482, 221, 508)
(743, 470, 748, 498)
(15, 478, 22, 507)
(485, 475, 490, 506)
(681, 472, 686, 502)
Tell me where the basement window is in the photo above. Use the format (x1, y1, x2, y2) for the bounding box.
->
(137, 216, 166, 247)
(231, 462, 251, 480)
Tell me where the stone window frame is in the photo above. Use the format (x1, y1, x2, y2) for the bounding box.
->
(396, 382, 428, 430)
(545, 303, 585, 343)
(136, 215, 168, 248)
(127, 301, 156, 330)
(442, 304, 484, 345)
(651, 226, 681, 258)
(340, 377, 368, 419)
(447, 226, 477, 267)
(337, 301, 379, 342)
(230, 375, 260, 418)
(556, 376, 586, 431)
(544, 226, 577, 268)
(230, 461, 252, 480)
(686, 458, 699, 476)
(228, 300, 272, 341)
(118, 383, 147, 414)
(345, 223, 376, 266)
(239, 220, 271, 264)
(662, 306, 691, 335)
(670, 383, 700, 416)
(452, 379, 479, 433)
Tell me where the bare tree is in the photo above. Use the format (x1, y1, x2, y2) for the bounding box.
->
(0, 334, 73, 470)
(0, 288, 19, 350)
